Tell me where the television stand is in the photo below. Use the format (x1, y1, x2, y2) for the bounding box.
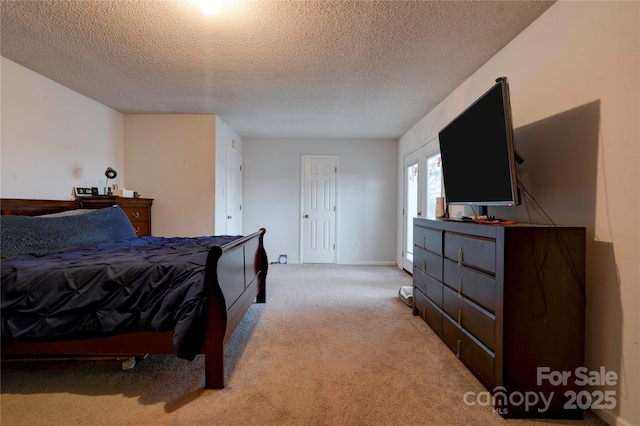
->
(412, 218, 586, 419)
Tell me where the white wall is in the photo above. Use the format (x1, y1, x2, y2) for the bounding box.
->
(1, 57, 124, 199)
(214, 116, 243, 234)
(398, 2, 639, 425)
(124, 114, 216, 237)
(243, 138, 397, 265)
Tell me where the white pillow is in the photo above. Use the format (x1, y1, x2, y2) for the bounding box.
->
(37, 209, 96, 218)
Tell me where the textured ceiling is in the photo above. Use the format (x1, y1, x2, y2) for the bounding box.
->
(1, 0, 554, 139)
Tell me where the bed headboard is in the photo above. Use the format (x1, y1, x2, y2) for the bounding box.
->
(0, 199, 80, 216)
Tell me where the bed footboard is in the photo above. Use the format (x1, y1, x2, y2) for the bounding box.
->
(202, 228, 267, 389)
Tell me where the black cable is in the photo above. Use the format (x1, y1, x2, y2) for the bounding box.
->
(517, 175, 549, 317)
(516, 176, 586, 303)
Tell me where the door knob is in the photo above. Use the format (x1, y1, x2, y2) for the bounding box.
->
(304, 214, 309, 218)
(227, 215, 232, 219)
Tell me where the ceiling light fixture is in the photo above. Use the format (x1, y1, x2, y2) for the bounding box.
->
(197, 0, 222, 16)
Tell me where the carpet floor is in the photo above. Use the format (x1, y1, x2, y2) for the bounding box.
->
(1, 264, 606, 425)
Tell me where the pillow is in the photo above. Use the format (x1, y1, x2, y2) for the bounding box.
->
(37, 208, 96, 218)
(1, 206, 137, 260)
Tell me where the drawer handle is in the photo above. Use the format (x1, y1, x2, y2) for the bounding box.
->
(458, 278, 463, 297)
(134, 226, 140, 233)
(132, 211, 140, 219)
(458, 247, 463, 266)
(423, 260, 427, 272)
(456, 339, 461, 358)
(458, 309, 462, 325)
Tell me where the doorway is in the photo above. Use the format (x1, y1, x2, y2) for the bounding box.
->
(402, 137, 442, 273)
(402, 153, 420, 272)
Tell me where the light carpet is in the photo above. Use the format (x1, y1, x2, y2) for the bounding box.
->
(1, 264, 606, 425)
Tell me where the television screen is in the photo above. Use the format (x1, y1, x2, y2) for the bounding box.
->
(438, 78, 520, 207)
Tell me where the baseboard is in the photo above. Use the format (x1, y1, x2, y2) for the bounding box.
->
(269, 259, 301, 265)
(271, 261, 397, 266)
(593, 408, 634, 426)
(336, 261, 397, 266)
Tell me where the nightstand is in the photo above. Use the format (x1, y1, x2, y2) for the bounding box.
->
(78, 196, 153, 237)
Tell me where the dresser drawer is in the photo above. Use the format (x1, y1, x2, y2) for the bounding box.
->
(129, 221, 149, 237)
(414, 288, 443, 337)
(120, 206, 149, 224)
(121, 206, 150, 236)
(414, 267, 443, 309)
(444, 232, 496, 274)
(413, 265, 428, 295)
(443, 258, 496, 312)
(414, 246, 443, 281)
(414, 226, 442, 255)
(442, 286, 495, 351)
(443, 316, 495, 388)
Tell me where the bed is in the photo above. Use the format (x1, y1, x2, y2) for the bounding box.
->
(0, 198, 267, 389)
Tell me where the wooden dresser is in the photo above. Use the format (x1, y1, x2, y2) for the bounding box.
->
(79, 196, 153, 237)
(413, 218, 586, 419)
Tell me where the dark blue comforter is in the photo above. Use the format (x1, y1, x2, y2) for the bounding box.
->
(1, 235, 241, 360)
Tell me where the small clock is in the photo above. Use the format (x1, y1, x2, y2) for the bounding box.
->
(278, 254, 287, 264)
(75, 187, 93, 197)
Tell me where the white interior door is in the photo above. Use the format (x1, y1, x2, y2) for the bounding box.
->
(226, 146, 242, 235)
(301, 156, 337, 263)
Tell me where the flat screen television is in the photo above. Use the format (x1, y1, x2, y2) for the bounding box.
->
(438, 77, 521, 212)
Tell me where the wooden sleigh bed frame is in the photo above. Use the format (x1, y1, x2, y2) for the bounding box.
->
(0, 198, 268, 389)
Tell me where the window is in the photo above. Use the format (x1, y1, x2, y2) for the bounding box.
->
(426, 153, 442, 219)
(405, 162, 419, 261)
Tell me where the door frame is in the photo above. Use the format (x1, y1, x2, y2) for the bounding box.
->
(299, 154, 340, 264)
(402, 136, 441, 273)
(225, 146, 242, 235)
(402, 149, 422, 273)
